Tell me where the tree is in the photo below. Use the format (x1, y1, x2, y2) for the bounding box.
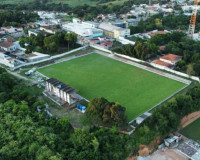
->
(134, 42, 148, 60)
(186, 64, 195, 76)
(86, 98, 127, 126)
(65, 32, 77, 50)
(193, 63, 200, 76)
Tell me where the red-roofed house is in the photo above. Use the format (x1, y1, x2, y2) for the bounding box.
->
(151, 53, 182, 69)
(1, 26, 16, 33)
(0, 41, 16, 52)
(0, 37, 18, 52)
(1, 26, 24, 38)
(160, 53, 182, 65)
(152, 59, 174, 69)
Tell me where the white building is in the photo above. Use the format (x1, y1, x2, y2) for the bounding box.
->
(28, 29, 41, 36)
(193, 33, 200, 41)
(37, 11, 56, 19)
(72, 18, 81, 23)
(0, 37, 22, 52)
(62, 23, 103, 39)
(99, 23, 130, 39)
(40, 26, 60, 34)
(0, 39, 17, 52)
(45, 78, 79, 105)
(1, 26, 24, 38)
(82, 21, 99, 28)
(0, 52, 15, 68)
(182, 5, 200, 13)
(118, 37, 135, 45)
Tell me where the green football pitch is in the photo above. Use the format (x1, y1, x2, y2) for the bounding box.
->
(38, 53, 186, 120)
(180, 118, 200, 141)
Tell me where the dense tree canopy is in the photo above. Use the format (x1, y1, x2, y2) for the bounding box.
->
(0, 10, 39, 27)
(112, 41, 158, 60)
(129, 13, 194, 34)
(20, 31, 78, 55)
(0, 69, 131, 160)
(0, 0, 150, 20)
(86, 97, 127, 127)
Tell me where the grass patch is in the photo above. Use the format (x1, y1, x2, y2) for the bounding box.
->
(38, 53, 186, 120)
(180, 118, 200, 141)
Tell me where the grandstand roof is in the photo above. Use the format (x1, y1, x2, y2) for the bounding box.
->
(46, 78, 76, 93)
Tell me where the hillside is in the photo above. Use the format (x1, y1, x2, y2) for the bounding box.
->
(0, 0, 148, 7)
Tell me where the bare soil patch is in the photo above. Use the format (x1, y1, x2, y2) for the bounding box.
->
(181, 111, 200, 128)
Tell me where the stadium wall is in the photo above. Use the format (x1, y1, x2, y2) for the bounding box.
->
(12, 46, 87, 70)
(90, 45, 199, 82)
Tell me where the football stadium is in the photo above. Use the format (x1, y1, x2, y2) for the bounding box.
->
(38, 53, 187, 120)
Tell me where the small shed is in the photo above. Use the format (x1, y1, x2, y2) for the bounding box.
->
(164, 136, 180, 148)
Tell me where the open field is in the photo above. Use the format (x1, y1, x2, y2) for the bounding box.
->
(38, 53, 186, 120)
(180, 118, 200, 141)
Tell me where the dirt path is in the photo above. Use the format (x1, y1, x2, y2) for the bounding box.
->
(6, 69, 36, 83)
(181, 111, 200, 128)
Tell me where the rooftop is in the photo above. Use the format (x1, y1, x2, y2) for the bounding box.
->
(160, 53, 182, 63)
(159, 45, 166, 51)
(46, 78, 76, 93)
(148, 31, 166, 37)
(99, 23, 125, 32)
(62, 23, 103, 37)
(6, 37, 16, 43)
(0, 41, 14, 48)
(152, 59, 173, 68)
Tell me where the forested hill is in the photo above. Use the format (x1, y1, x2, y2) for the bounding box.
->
(0, 0, 150, 7)
(0, 68, 131, 160)
(0, 0, 150, 18)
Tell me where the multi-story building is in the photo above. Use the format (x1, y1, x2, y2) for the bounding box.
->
(98, 23, 130, 39)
